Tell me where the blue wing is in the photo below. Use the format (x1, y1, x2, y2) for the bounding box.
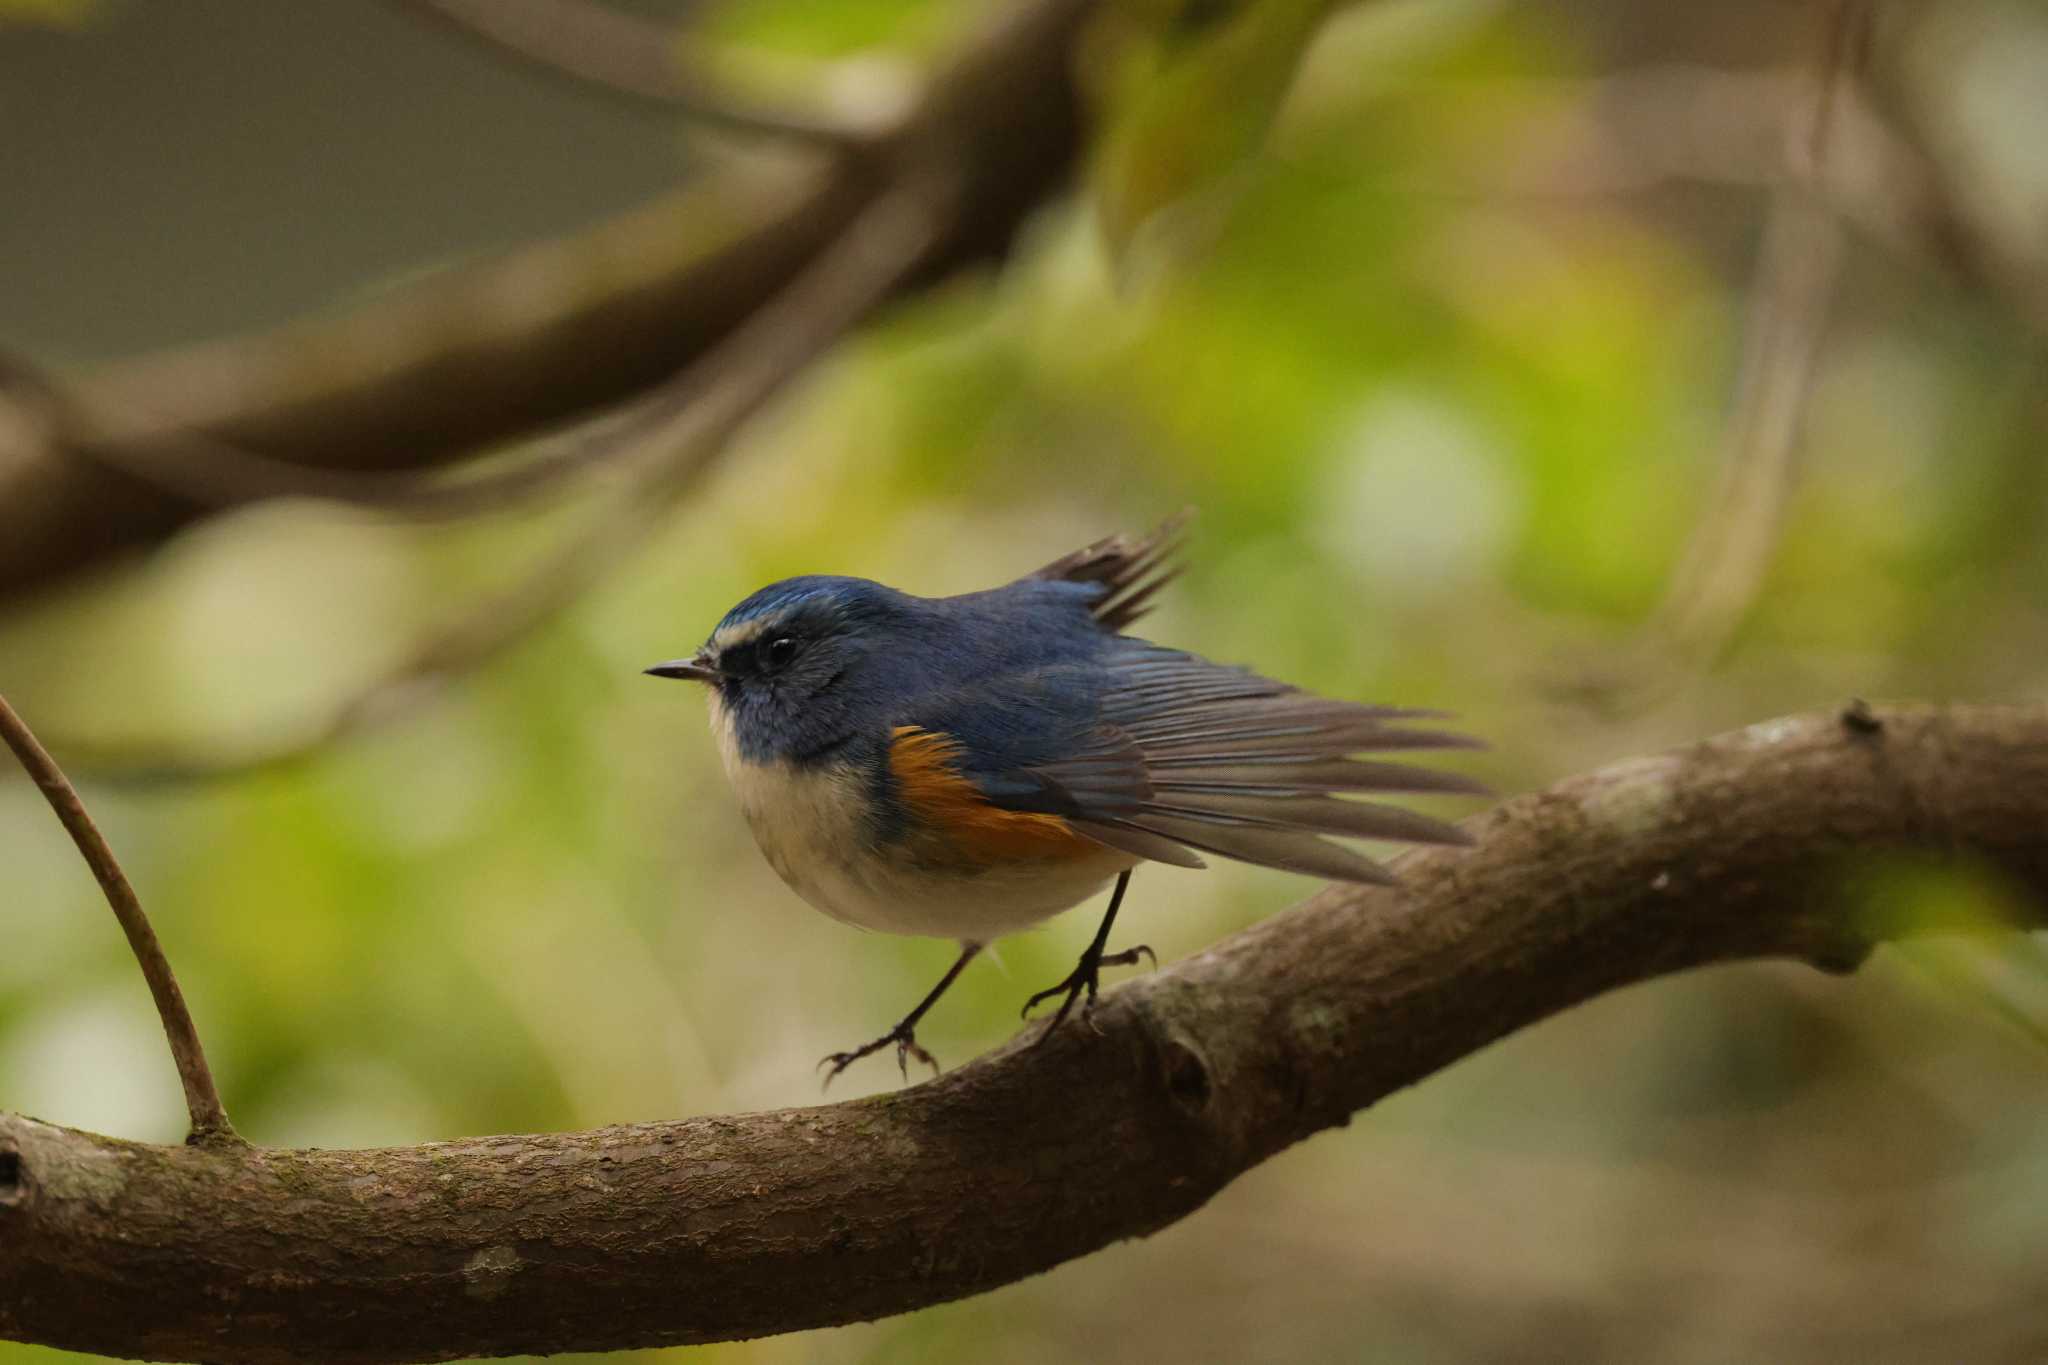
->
(905, 641, 1483, 884)
(890, 514, 1484, 884)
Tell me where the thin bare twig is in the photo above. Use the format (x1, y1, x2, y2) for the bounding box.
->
(0, 694, 238, 1146)
(66, 187, 946, 783)
(394, 0, 887, 148)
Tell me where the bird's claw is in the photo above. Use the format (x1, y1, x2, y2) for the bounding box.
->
(818, 1025, 939, 1090)
(1105, 944, 1158, 972)
(1020, 943, 1155, 1038)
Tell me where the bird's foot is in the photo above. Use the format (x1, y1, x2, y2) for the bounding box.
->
(1021, 943, 1157, 1036)
(819, 1020, 939, 1089)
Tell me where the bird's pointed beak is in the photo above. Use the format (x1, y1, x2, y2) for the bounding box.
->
(644, 650, 719, 683)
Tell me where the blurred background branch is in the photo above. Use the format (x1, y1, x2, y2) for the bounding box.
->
(1562, 0, 1868, 711)
(0, 0, 1092, 600)
(38, 189, 945, 781)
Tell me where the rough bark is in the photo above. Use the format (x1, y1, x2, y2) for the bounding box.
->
(3, 702, 2044, 1363)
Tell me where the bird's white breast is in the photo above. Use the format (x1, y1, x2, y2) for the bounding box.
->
(707, 694, 1134, 941)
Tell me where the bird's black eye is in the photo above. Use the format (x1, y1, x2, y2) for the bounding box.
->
(762, 636, 798, 671)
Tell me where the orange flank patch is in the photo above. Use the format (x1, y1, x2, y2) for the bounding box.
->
(889, 727, 1100, 863)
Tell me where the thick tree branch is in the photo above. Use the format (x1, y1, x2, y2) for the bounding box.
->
(0, 695, 237, 1147)
(4, 702, 2044, 1363)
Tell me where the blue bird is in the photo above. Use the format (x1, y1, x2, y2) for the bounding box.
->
(646, 514, 1483, 1083)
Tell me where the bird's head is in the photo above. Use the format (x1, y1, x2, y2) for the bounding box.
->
(646, 575, 915, 764)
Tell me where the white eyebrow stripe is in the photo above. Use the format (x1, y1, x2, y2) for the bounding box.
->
(709, 617, 772, 653)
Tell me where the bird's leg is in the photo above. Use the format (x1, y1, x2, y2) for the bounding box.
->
(1022, 870, 1154, 1037)
(820, 941, 983, 1087)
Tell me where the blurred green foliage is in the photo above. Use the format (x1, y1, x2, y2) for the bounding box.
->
(3, 1, 2046, 1362)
